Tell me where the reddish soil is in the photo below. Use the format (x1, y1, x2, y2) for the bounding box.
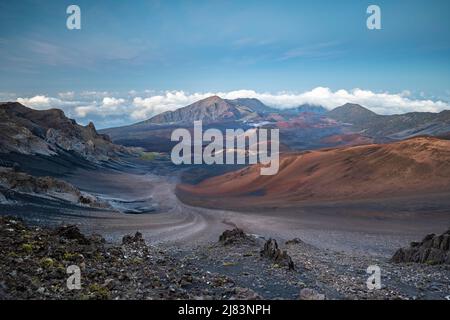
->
(178, 137, 450, 205)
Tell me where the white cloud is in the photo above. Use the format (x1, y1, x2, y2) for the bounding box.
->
(80, 91, 112, 98)
(74, 105, 95, 118)
(127, 88, 450, 119)
(102, 97, 125, 108)
(131, 91, 213, 120)
(16, 95, 66, 109)
(74, 97, 127, 118)
(58, 91, 75, 99)
(15, 88, 450, 127)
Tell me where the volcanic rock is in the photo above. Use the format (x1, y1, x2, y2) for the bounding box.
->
(122, 232, 146, 246)
(0, 166, 109, 208)
(260, 239, 295, 270)
(392, 229, 450, 265)
(219, 228, 254, 246)
(0, 102, 133, 162)
(53, 225, 90, 245)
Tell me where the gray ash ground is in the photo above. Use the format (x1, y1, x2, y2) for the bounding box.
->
(0, 216, 449, 300)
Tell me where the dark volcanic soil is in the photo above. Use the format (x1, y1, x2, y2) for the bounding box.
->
(1, 217, 449, 300)
(1, 157, 449, 300)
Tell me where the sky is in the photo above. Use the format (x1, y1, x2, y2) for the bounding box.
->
(1, 0, 450, 128)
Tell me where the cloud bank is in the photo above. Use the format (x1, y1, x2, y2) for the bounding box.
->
(8, 87, 450, 129)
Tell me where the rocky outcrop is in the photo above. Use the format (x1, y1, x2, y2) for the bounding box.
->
(53, 225, 91, 245)
(219, 228, 255, 246)
(122, 232, 146, 246)
(260, 239, 295, 270)
(0, 102, 133, 163)
(392, 230, 450, 265)
(0, 216, 261, 300)
(0, 167, 109, 209)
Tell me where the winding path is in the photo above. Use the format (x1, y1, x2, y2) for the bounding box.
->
(68, 168, 450, 257)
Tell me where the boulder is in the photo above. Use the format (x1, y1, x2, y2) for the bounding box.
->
(219, 228, 254, 246)
(122, 232, 146, 246)
(392, 229, 450, 265)
(260, 239, 295, 270)
(54, 225, 90, 245)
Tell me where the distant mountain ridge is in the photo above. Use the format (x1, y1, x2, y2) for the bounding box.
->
(143, 96, 328, 125)
(326, 103, 450, 139)
(135, 96, 450, 137)
(143, 96, 280, 125)
(145, 96, 241, 124)
(0, 102, 132, 163)
(101, 95, 450, 152)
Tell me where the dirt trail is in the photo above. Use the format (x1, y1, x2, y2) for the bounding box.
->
(59, 168, 449, 257)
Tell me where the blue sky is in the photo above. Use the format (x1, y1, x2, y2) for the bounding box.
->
(1, 0, 450, 128)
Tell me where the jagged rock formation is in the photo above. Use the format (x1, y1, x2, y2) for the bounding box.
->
(392, 230, 450, 265)
(0, 102, 133, 163)
(0, 167, 109, 208)
(0, 216, 265, 300)
(260, 239, 295, 270)
(53, 225, 92, 245)
(122, 232, 146, 246)
(219, 228, 255, 246)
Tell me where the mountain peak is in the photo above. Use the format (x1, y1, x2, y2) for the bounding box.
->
(327, 103, 378, 124)
(336, 103, 376, 113)
(146, 95, 240, 124)
(145, 95, 276, 124)
(203, 95, 223, 102)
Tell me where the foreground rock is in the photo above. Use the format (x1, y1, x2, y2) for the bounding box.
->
(1, 216, 449, 300)
(260, 239, 295, 270)
(219, 228, 255, 246)
(53, 225, 92, 245)
(392, 230, 450, 265)
(0, 216, 261, 300)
